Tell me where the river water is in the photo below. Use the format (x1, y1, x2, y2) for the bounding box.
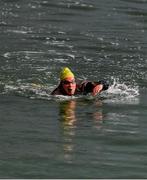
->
(0, 0, 147, 178)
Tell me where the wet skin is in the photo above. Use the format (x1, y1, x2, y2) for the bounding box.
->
(61, 77, 76, 96)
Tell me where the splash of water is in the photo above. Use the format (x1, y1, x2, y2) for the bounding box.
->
(102, 78, 140, 104)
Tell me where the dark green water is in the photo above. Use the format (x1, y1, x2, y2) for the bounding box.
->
(0, 0, 147, 178)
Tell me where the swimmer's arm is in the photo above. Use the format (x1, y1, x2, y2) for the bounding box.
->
(82, 80, 109, 96)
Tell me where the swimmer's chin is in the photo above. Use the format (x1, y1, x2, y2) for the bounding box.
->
(66, 89, 75, 96)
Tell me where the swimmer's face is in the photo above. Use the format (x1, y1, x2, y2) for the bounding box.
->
(62, 77, 76, 96)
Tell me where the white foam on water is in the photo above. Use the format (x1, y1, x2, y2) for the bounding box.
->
(3, 51, 45, 58)
(4, 83, 52, 100)
(6, 29, 28, 34)
(102, 78, 140, 104)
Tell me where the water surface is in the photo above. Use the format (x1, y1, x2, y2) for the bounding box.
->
(0, 0, 147, 178)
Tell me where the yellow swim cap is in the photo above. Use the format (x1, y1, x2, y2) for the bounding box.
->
(60, 67, 74, 80)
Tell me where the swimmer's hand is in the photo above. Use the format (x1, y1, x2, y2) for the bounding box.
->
(92, 84, 103, 96)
